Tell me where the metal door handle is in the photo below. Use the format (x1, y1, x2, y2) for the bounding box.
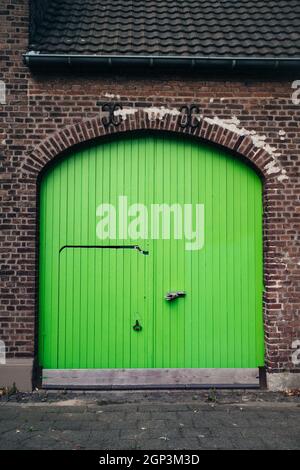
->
(165, 291, 186, 302)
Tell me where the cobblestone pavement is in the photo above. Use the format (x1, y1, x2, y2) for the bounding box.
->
(0, 390, 299, 450)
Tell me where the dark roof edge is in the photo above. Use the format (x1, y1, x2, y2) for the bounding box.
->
(23, 53, 300, 72)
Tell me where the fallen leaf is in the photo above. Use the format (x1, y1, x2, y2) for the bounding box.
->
(283, 389, 300, 397)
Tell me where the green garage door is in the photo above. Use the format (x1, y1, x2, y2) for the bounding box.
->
(39, 135, 264, 371)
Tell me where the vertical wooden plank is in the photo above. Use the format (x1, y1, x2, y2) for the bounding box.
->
(87, 148, 96, 367)
(153, 138, 162, 368)
(183, 140, 193, 367)
(42, 172, 54, 368)
(94, 148, 103, 368)
(162, 137, 171, 367)
(219, 152, 228, 367)
(146, 137, 155, 369)
(226, 156, 235, 367)
(101, 145, 110, 366)
(50, 169, 60, 369)
(122, 141, 132, 368)
(58, 249, 68, 368)
(66, 155, 75, 368)
(212, 148, 221, 366)
(233, 164, 242, 367)
(190, 141, 200, 367)
(175, 138, 186, 368)
(198, 144, 206, 367)
(240, 165, 249, 367)
(204, 147, 213, 367)
(254, 176, 265, 366)
(115, 141, 124, 368)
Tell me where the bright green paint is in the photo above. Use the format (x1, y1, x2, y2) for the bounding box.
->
(39, 135, 264, 369)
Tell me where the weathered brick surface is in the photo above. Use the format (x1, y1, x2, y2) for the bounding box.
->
(0, 1, 299, 374)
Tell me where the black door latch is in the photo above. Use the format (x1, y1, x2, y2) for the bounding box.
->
(165, 291, 186, 302)
(133, 320, 142, 332)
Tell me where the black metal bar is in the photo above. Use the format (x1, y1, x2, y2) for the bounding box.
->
(259, 367, 267, 390)
(59, 245, 149, 255)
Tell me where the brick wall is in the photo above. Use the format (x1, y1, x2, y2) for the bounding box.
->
(0, 0, 299, 373)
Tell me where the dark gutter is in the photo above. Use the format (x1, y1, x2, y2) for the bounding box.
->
(23, 53, 300, 72)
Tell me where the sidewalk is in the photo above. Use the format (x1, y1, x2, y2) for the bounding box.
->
(0, 390, 299, 450)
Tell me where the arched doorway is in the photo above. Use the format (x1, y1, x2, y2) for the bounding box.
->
(39, 134, 264, 387)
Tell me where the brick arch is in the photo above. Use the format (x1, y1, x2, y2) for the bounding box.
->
(27, 109, 283, 375)
(23, 110, 274, 180)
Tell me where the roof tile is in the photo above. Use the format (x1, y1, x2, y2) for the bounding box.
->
(29, 0, 300, 57)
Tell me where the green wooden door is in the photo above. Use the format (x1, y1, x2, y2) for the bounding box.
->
(39, 135, 264, 370)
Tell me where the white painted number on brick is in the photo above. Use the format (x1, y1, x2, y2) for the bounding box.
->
(0, 81, 6, 105)
(0, 340, 6, 365)
(292, 340, 300, 366)
(291, 80, 300, 105)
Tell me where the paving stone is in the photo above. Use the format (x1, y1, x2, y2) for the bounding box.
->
(135, 438, 172, 450)
(138, 403, 191, 413)
(0, 392, 299, 450)
(181, 427, 213, 439)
